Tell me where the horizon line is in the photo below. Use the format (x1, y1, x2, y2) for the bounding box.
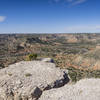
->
(0, 32, 100, 35)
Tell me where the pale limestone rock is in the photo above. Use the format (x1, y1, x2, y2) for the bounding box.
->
(0, 61, 69, 100)
(39, 78, 100, 100)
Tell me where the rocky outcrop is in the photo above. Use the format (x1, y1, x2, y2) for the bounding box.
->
(41, 58, 54, 63)
(39, 78, 100, 100)
(0, 61, 69, 100)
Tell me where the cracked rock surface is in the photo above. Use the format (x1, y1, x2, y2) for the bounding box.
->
(0, 61, 69, 100)
(39, 78, 100, 100)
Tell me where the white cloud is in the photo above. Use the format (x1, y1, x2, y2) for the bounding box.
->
(71, 0, 87, 6)
(52, 0, 87, 6)
(0, 16, 6, 22)
(65, 25, 100, 32)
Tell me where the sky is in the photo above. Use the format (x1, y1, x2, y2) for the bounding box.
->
(0, 0, 100, 33)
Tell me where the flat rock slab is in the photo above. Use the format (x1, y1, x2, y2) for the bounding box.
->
(39, 78, 100, 100)
(0, 61, 69, 100)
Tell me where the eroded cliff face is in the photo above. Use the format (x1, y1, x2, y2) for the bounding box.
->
(1, 33, 100, 69)
(70, 48, 100, 70)
(0, 61, 69, 100)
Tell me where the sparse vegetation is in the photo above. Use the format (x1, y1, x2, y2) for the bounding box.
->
(67, 67, 100, 82)
(25, 73, 32, 77)
(8, 73, 12, 76)
(1, 33, 100, 82)
(26, 53, 37, 61)
(0, 63, 5, 68)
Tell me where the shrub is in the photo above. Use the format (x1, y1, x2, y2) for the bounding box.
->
(67, 67, 100, 82)
(27, 53, 37, 61)
(0, 63, 5, 68)
(25, 73, 32, 77)
(8, 73, 12, 76)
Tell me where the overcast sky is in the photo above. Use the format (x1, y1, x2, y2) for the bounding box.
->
(0, 0, 100, 33)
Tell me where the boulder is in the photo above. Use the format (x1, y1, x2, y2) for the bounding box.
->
(39, 78, 100, 100)
(0, 61, 69, 100)
(41, 58, 54, 63)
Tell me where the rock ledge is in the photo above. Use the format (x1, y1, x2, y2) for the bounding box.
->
(0, 61, 69, 100)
